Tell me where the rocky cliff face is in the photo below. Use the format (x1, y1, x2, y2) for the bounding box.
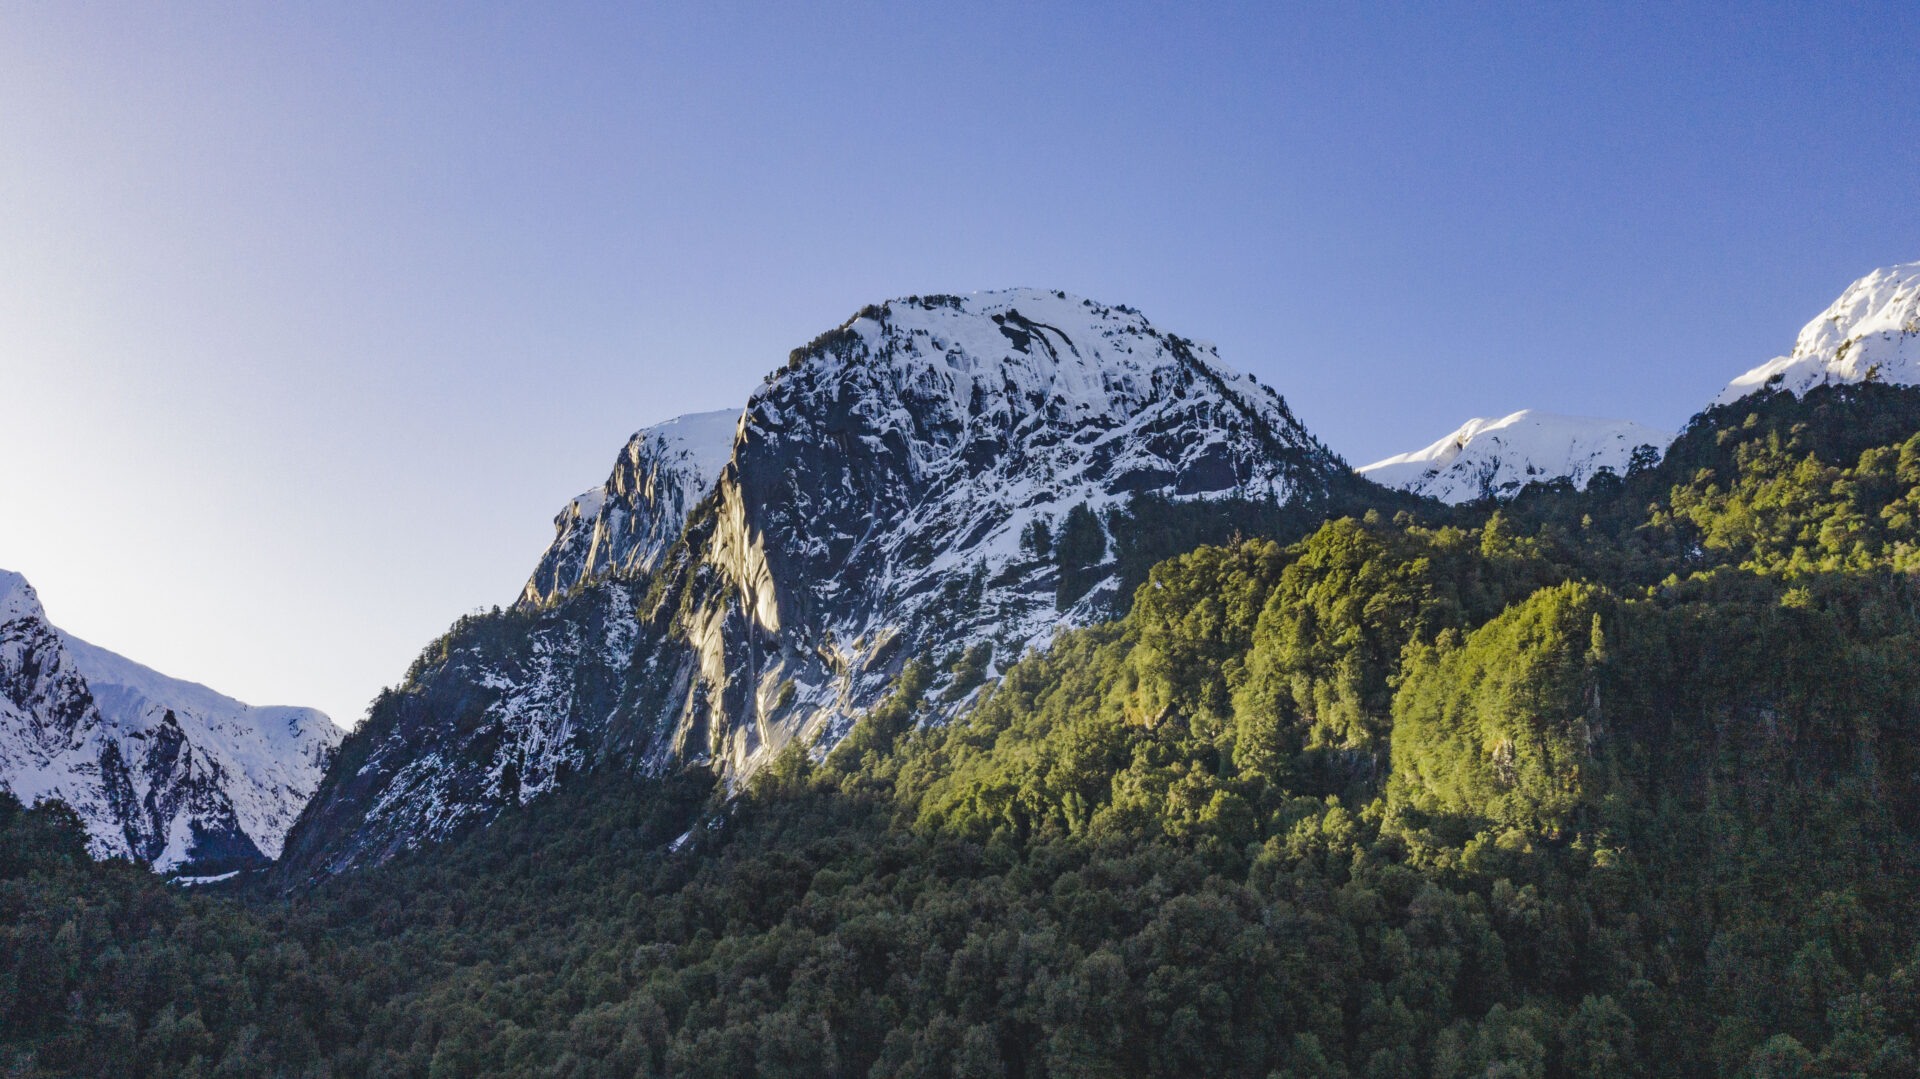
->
(0, 569, 342, 872)
(519, 409, 739, 607)
(280, 289, 1354, 880)
(676, 290, 1341, 763)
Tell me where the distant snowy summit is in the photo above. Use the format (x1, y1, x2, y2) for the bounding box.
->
(1365, 261, 1920, 503)
(1715, 262, 1920, 405)
(0, 569, 342, 872)
(1360, 411, 1675, 504)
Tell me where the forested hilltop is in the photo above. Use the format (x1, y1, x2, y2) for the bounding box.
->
(8, 384, 1920, 1078)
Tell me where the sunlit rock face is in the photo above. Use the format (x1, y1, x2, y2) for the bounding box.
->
(0, 569, 342, 873)
(280, 289, 1353, 880)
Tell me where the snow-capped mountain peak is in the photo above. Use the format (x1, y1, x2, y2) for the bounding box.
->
(1715, 262, 1920, 405)
(0, 568, 342, 871)
(0, 569, 40, 622)
(1360, 410, 1675, 504)
(780, 289, 1277, 430)
(281, 288, 1354, 878)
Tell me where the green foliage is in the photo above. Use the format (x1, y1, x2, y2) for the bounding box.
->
(1055, 501, 1108, 609)
(1390, 582, 1612, 837)
(1020, 516, 1054, 561)
(937, 642, 994, 704)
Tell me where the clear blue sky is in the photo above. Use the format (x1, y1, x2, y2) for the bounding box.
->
(3, 3, 1917, 726)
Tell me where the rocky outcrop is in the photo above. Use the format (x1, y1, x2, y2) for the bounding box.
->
(519, 409, 739, 607)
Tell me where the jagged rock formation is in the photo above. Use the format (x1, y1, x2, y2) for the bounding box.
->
(1715, 262, 1920, 404)
(0, 569, 342, 872)
(1359, 410, 1676, 504)
(280, 289, 1356, 879)
(519, 409, 739, 607)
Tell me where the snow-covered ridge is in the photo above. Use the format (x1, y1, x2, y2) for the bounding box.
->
(1364, 261, 1920, 503)
(0, 568, 342, 870)
(1715, 262, 1920, 405)
(61, 634, 340, 860)
(520, 408, 740, 606)
(1360, 410, 1675, 504)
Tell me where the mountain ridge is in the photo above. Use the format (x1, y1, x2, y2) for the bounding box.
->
(1363, 261, 1920, 504)
(1714, 261, 1920, 404)
(0, 568, 342, 871)
(1359, 410, 1675, 504)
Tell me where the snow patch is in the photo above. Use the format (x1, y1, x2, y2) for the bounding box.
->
(171, 870, 240, 886)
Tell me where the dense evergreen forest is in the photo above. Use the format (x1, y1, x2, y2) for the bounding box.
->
(8, 384, 1920, 1078)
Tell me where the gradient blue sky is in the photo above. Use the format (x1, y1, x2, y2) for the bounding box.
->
(3, 3, 1918, 726)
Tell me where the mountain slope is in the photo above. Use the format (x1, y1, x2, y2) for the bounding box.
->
(280, 288, 1357, 879)
(0, 569, 342, 871)
(1715, 261, 1920, 404)
(1359, 410, 1675, 503)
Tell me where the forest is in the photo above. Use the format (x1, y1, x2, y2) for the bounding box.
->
(6, 383, 1920, 1078)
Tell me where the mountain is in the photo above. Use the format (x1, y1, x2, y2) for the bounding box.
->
(1715, 261, 1920, 404)
(279, 288, 1358, 879)
(1359, 410, 1676, 504)
(0, 569, 342, 872)
(519, 408, 739, 607)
